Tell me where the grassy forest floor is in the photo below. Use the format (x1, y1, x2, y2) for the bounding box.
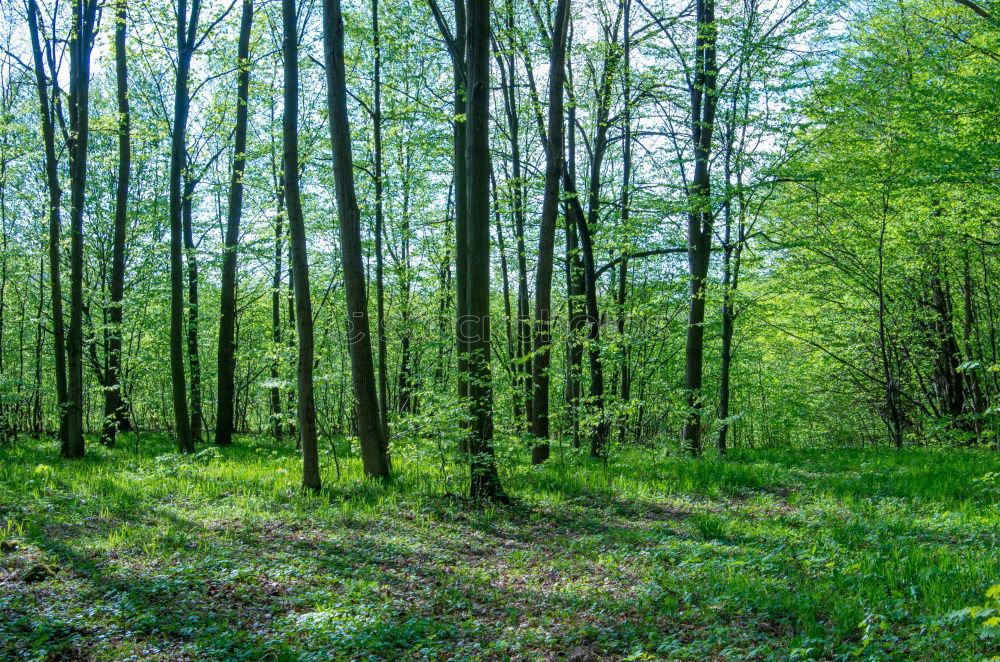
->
(0, 436, 998, 661)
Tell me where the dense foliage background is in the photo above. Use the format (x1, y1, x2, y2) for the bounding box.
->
(0, 0, 997, 470)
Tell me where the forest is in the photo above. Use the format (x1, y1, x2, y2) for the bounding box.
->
(0, 0, 999, 657)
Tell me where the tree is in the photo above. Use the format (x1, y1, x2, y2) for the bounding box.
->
(371, 0, 389, 440)
(322, 0, 391, 479)
(216, 0, 254, 447)
(283, 0, 321, 490)
(169, 0, 202, 453)
(26, 0, 68, 450)
(465, 0, 507, 501)
(681, 0, 719, 455)
(101, 0, 132, 448)
(64, 0, 100, 458)
(529, 0, 570, 464)
(427, 0, 468, 425)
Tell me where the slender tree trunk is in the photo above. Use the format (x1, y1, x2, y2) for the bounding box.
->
(530, 0, 570, 463)
(565, 212, 584, 448)
(717, 98, 742, 456)
(493, 173, 516, 399)
(169, 0, 201, 453)
(0, 155, 6, 438)
(397, 147, 414, 416)
(877, 208, 902, 449)
(216, 0, 254, 447)
(466, 0, 507, 501)
(270, 181, 285, 442)
(182, 176, 203, 443)
(63, 0, 99, 458)
(930, 267, 965, 423)
(565, 66, 584, 449)
(102, 0, 131, 447)
(27, 1, 68, 447)
(33, 253, 44, 436)
(563, 170, 609, 458)
(495, 5, 531, 428)
(617, 0, 632, 447)
(322, 0, 391, 479)
(286, 233, 297, 441)
(429, 0, 468, 435)
(372, 0, 390, 440)
(566, 14, 618, 458)
(961, 249, 986, 435)
(283, 0, 321, 489)
(681, 0, 718, 456)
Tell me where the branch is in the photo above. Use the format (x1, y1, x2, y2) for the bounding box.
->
(953, 0, 992, 19)
(426, 0, 460, 66)
(595, 247, 689, 278)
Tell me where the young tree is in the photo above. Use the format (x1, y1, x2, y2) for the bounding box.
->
(101, 0, 132, 448)
(168, 0, 202, 453)
(681, 0, 719, 455)
(465, 0, 507, 501)
(371, 0, 389, 439)
(427, 0, 468, 420)
(283, 0, 321, 490)
(216, 0, 254, 447)
(26, 0, 68, 449)
(64, 0, 100, 458)
(530, 0, 570, 463)
(322, 0, 391, 479)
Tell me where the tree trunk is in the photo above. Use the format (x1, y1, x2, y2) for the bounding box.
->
(466, 0, 507, 501)
(495, 6, 532, 429)
(429, 0, 468, 436)
(563, 169, 609, 458)
(322, 0, 391, 479)
(63, 0, 99, 458)
(529, 0, 570, 464)
(270, 180, 284, 442)
(397, 147, 414, 416)
(372, 0, 390, 440)
(27, 1, 68, 447)
(564, 69, 584, 449)
(493, 173, 516, 398)
(617, 0, 632, 448)
(681, 0, 718, 456)
(33, 253, 44, 436)
(283, 0, 321, 489)
(216, 0, 254, 447)
(182, 175, 203, 444)
(101, 0, 132, 448)
(169, 0, 201, 453)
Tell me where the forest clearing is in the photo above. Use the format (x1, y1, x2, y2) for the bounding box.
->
(1, 437, 998, 660)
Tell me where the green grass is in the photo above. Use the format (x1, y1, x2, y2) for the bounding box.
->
(0, 435, 997, 661)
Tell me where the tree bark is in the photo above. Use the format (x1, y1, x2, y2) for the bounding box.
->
(283, 0, 321, 489)
(563, 168, 609, 458)
(215, 0, 254, 447)
(270, 179, 285, 442)
(27, 0, 68, 448)
(323, 0, 391, 479)
(101, 0, 132, 448)
(169, 0, 201, 453)
(495, 4, 532, 429)
(372, 0, 390, 440)
(617, 0, 632, 448)
(182, 175, 203, 444)
(466, 0, 507, 501)
(64, 0, 100, 458)
(529, 0, 570, 464)
(428, 0, 468, 432)
(681, 0, 718, 456)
